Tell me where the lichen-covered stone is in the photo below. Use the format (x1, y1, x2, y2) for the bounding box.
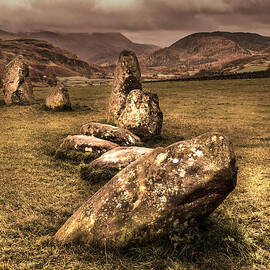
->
(117, 89, 163, 139)
(58, 135, 119, 154)
(3, 55, 34, 105)
(55, 132, 237, 247)
(45, 83, 71, 110)
(89, 146, 153, 170)
(107, 50, 142, 123)
(80, 122, 142, 146)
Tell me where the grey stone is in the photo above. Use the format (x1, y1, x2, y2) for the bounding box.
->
(80, 122, 142, 146)
(3, 55, 34, 105)
(118, 89, 163, 139)
(45, 83, 71, 110)
(107, 50, 141, 123)
(59, 135, 119, 154)
(89, 146, 153, 170)
(55, 132, 237, 247)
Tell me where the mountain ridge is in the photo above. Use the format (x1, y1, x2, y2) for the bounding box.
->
(143, 31, 270, 76)
(0, 30, 160, 66)
(0, 38, 102, 83)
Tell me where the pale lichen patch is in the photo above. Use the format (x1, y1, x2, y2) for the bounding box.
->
(116, 203, 122, 209)
(173, 158, 179, 164)
(156, 152, 168, 165)
(128, 135, 135, 143)
(139, 185, 146, 192)
(160, 196, 167, 203)
(179, 169, 186, 177)
(194, 150, 203, 157)
(188, 160, 194, 166)
(90, 214, 96, 226)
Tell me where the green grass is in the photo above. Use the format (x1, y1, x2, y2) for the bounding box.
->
(0, 79, 270, 269)
(236, 64, 269, 73)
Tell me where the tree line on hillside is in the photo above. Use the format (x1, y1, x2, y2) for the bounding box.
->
(145, 69, 270, 83)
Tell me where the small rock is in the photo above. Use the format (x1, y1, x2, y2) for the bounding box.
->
(45, 83, 71, 110)
(89, 146, 153, 170)
(59, 135, 119, 154)
(117, 89, 163, 139)
(107, 50, 142, 123)
(55, 132, 237, 247)
(80, 122, 142, 146)
(3, 55, 34, 105)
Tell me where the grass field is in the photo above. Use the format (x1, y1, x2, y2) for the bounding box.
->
(236, 64, 269, 73)
(0, 78, 269, 269)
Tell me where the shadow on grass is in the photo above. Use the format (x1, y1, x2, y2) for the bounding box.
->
(35, 102, 93, 113)
(143, 134, 185, 148)
(60, 211, 252, 269)
(0, 99, 5, 106)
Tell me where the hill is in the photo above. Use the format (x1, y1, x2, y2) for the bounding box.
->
(0, 30, 159, 66)
(0, 38, 102, 82)
(144, 31, 270, 76)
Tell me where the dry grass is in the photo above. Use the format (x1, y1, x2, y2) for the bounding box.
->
(0, 78, 269, 269)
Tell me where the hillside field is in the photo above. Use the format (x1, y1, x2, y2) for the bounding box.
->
(0, 79, 269, 269)
(236, 64, 269, 73)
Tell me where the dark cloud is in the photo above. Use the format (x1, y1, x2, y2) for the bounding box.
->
(0, 0, 269, 46)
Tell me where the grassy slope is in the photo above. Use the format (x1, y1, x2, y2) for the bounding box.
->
(0, 79, 269, 269)
(236, 65, 269, 73)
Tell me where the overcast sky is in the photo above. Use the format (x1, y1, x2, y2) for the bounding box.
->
(0, 0, 269, 47)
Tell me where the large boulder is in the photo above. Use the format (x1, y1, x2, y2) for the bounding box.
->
(117, 90, 163, 139)
(55, 132, 237, 247)
(58, 135, 119, 154)
(89, 146, 153, 170)
(2, 55, 35, 105)
(45, 83, 71, 110)
(80, 122, 142, 146)
(107, 50, 142, 123)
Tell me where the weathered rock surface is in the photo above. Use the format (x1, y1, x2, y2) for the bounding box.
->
(118, 89, 163, 139)
(59, 135, 119, 154)
(80, 122, 142, 146)
(107, 50, 142, 123)
(2, 55, 35, 105)
(45, 83, 71, 110)
(55, 132, 237, 247)
(89, 146, 153, 170)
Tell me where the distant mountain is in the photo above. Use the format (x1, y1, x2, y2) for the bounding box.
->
(0, 30, 160, 66)
(0, 30, 17, 39)
(144, 31, 270, 75)
(0, 38, 102, 82)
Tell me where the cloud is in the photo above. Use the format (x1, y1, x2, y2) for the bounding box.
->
(0, 0, 269, 45)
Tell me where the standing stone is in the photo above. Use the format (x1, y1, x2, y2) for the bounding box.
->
(80, 122, 142, 146)
(3, 55, 34, 105)
(118, 89, 163, 139)
(107, 50, 142, 123)
(55, 132, 237, 247)
(45, 83, 71, 110)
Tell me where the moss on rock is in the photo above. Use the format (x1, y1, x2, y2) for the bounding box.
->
(80, 164, 118, 183)
(55, 149, 100, 163)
